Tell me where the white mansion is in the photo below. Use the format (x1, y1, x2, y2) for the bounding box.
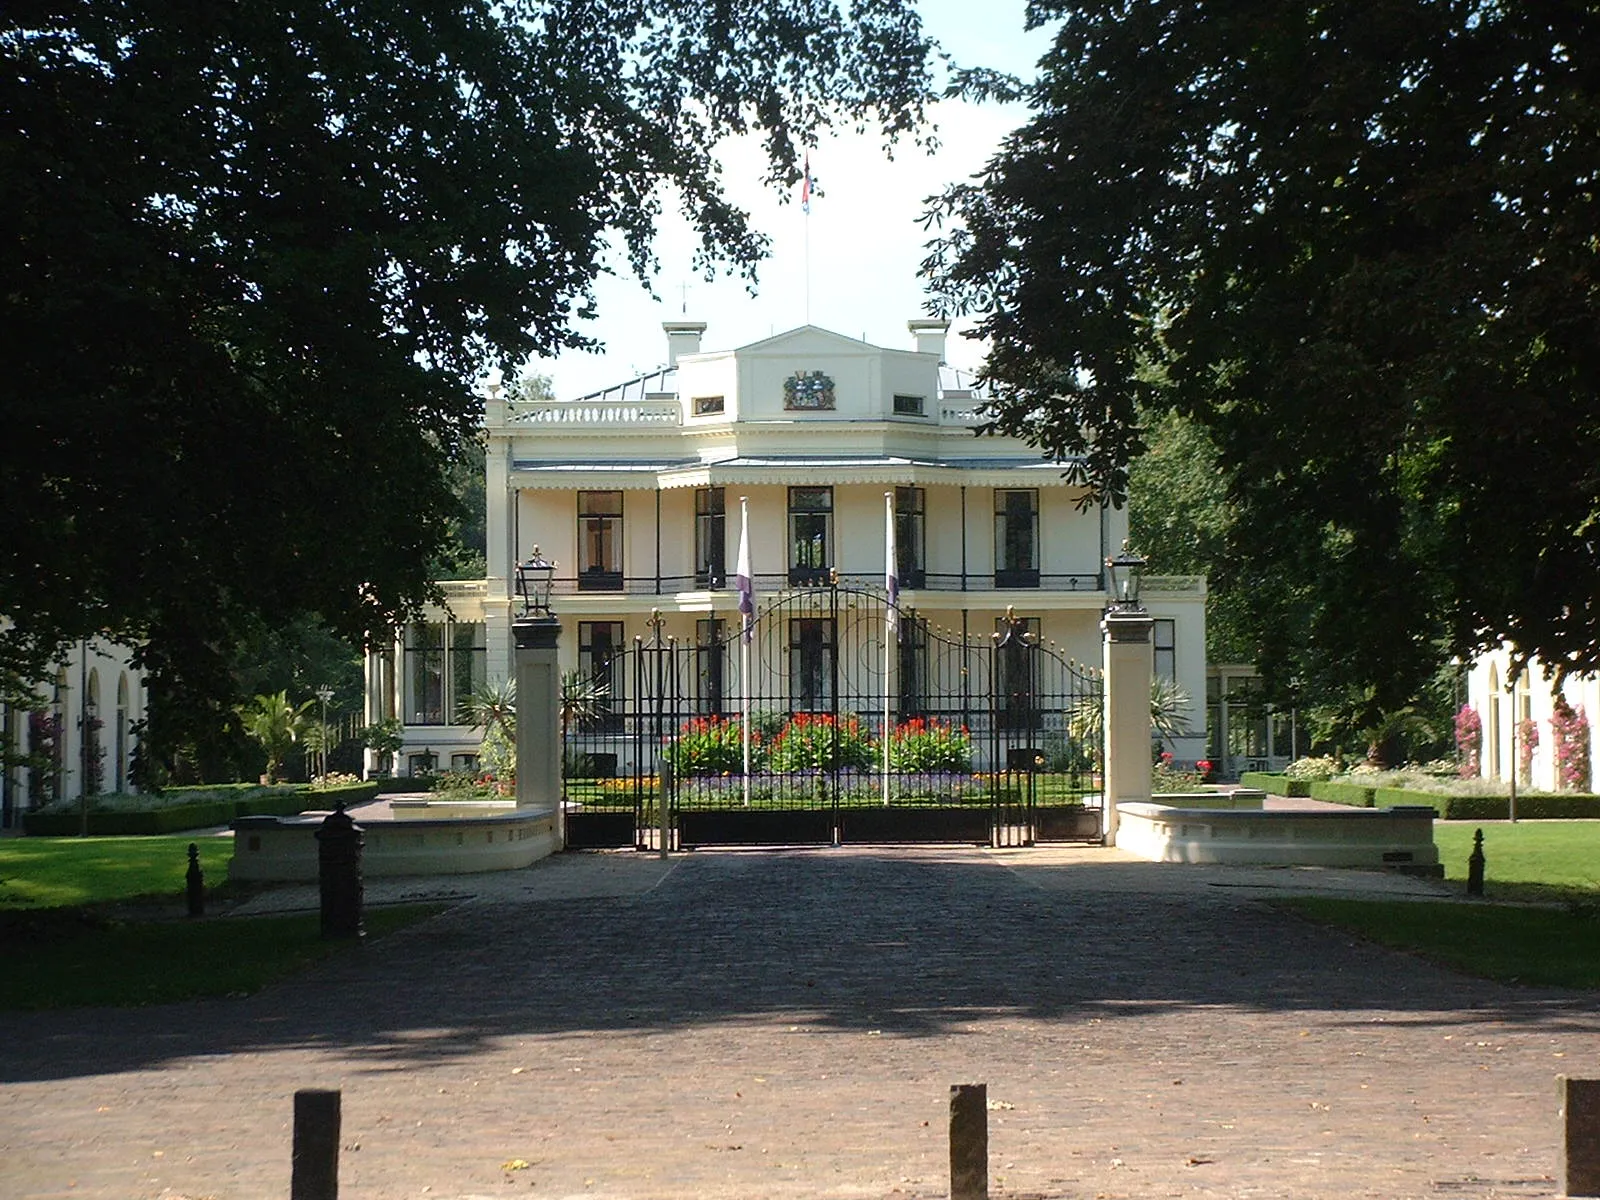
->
(363, 320, 1208, 775)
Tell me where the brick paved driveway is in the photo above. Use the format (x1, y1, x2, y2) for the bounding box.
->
(2, 846, 1597, 1199)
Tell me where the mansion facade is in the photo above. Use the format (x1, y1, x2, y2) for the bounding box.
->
(1, 638, 144, 828)
(363, 320, 1208, 775)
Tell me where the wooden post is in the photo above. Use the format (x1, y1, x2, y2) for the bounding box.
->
(291, 1088, 341, 1200)
(949, 1083, 988, 1200)
(1562, 1076, 1600, 1197)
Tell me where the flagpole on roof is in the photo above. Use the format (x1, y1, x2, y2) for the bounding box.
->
(802, 152, 812, 325)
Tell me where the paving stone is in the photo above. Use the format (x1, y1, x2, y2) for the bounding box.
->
(0, 845, 1594, 1199)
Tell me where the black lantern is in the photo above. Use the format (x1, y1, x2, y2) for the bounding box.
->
(1105, 540, 1147, 612)
(516, 546, 556, 617)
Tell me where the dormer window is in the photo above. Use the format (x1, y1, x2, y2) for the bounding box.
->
(692, 395, 725, 416)
(784, 370, 835, 410)
(893, 393, 925, 416)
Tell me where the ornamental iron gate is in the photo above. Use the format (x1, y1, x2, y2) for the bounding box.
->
(562, 586, 1104, 850)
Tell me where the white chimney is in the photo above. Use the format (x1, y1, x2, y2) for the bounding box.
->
(908, 318, 949, 362)
(663, 321, 707, 366)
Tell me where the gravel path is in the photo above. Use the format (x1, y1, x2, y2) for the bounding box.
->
(1, 844, 1595, 1199)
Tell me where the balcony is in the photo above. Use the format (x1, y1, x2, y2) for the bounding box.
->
(546, 571, 1103, 597)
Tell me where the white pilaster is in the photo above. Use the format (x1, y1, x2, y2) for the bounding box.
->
(1102, 610, 1154, 845)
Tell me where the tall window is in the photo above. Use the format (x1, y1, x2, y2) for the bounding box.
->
(788, 486, 832, 585)
(451, 623, 486, 720)
(995, 615, 1041, 731)
(579, 621, 624, 724)
(790, 618, 835, 710)
(405, 621, 485, 725)
(1154, 619, 1176, 683)
(895, 486, 925, 588)
(994, 489, 1040, 587)
(114, 674, 129, 793)
(695, 488, 726, 587)
(697, 618, 726, 715)
(577, 491, 623, 590)
(897, 614, 927, 717)
(405, 622, 445, 724)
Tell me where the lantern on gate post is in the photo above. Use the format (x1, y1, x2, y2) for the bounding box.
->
(516, 546, 556, 618)
(1104, 540, 1147, 613)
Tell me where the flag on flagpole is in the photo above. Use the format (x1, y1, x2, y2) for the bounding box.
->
(801, 153, 812, 214)
(885, 491, 899, 638)
(737, 497, 754, 644)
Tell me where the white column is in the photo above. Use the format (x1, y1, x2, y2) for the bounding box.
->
(1102, 610, 1154, 845)
(514, 617, 564, 837)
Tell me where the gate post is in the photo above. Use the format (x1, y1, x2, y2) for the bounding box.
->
(1101, 608, 1154, 846)
(513, 612, 563, 840)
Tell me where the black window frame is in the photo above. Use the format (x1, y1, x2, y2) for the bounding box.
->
(577, 490, 624, 591)
(894, 485, 925, 588)
(993, 489, 1040, 588)
(695, 487, 726, 588)
(788, 486, 833, 585)
(789, 617, 835, 711)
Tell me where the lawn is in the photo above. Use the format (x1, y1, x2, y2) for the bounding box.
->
(0, 835, 443, 1009)
(1282, 820, 1600, 990)
(0, 834, 237, 909)
(1432, 820, 1600, 904)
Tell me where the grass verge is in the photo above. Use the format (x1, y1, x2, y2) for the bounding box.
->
(1432, 820, 1600, 905)
(1278, 896, 1600, 989)
(0, 835, 238, 909)
(0, 904, 445, 1010)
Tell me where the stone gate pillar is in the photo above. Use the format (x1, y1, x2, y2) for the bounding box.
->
(513, 616, 563, 840)
(1102, 609, 1154, 845)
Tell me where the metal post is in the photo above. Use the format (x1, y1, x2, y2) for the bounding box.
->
(186, 843, 205, 918)
(315, 802, 364, 940)
(1562, 1076, 1600, 1198)
(1467, 828, 1486, 897)
(291, 1088, 341, 1200)
(949, 1083, 988, 1200)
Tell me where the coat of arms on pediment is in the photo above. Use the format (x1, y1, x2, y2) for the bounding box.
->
(783, 370, 835, 410)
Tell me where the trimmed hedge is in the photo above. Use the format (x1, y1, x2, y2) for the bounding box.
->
(1239, 772, 1311, 797)
(23, 781, 379, 835)
(1440, 792, 1600, 821)
(1308, 779, 1378, 808)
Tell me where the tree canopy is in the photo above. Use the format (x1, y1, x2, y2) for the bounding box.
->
(927, 1, 1600, 714)
(2, 0, 935, 718)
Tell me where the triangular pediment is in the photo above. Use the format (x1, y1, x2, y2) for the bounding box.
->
(728, 325, 883, 357)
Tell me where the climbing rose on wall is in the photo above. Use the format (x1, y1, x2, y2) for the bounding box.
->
(1517, 718, 1539, 786)
(1454, 705, 1482, 779)
(1550, 699, 1592, 792)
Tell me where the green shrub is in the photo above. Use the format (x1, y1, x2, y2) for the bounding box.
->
(1441, 793, 1600, 820)
(768, 713, 876, 772)
(1373, 787, 1446, 814)
(1286, 755, 1340, 782)
(1309, 779, 1377, 808)
(663, 715, 755, 776)
(887, 718, 972, 773)
(1239, 771, 1311, 797)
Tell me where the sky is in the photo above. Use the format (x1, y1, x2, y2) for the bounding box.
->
(527, 2, 1055, 400)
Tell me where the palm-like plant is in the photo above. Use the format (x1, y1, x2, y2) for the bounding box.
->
(1067, 674, 1193, 760)
(463, 677, 518, 780)
(236, 690, 313, 783)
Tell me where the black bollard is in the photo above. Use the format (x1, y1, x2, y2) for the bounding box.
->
(316, 801, 364, 940)
(1467, 827, 1486, 897)
(186, 842, 204, 918)
(291, 1088, 341, 1200)
(950, 1083, 989, 1200)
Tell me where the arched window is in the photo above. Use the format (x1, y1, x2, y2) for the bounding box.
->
(116, 674, 130, 793)
(1487, 664, 1502, 780)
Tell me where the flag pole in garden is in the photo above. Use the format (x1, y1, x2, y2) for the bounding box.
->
(738, 496, 754, 807)
(884, 491, 897, 807)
